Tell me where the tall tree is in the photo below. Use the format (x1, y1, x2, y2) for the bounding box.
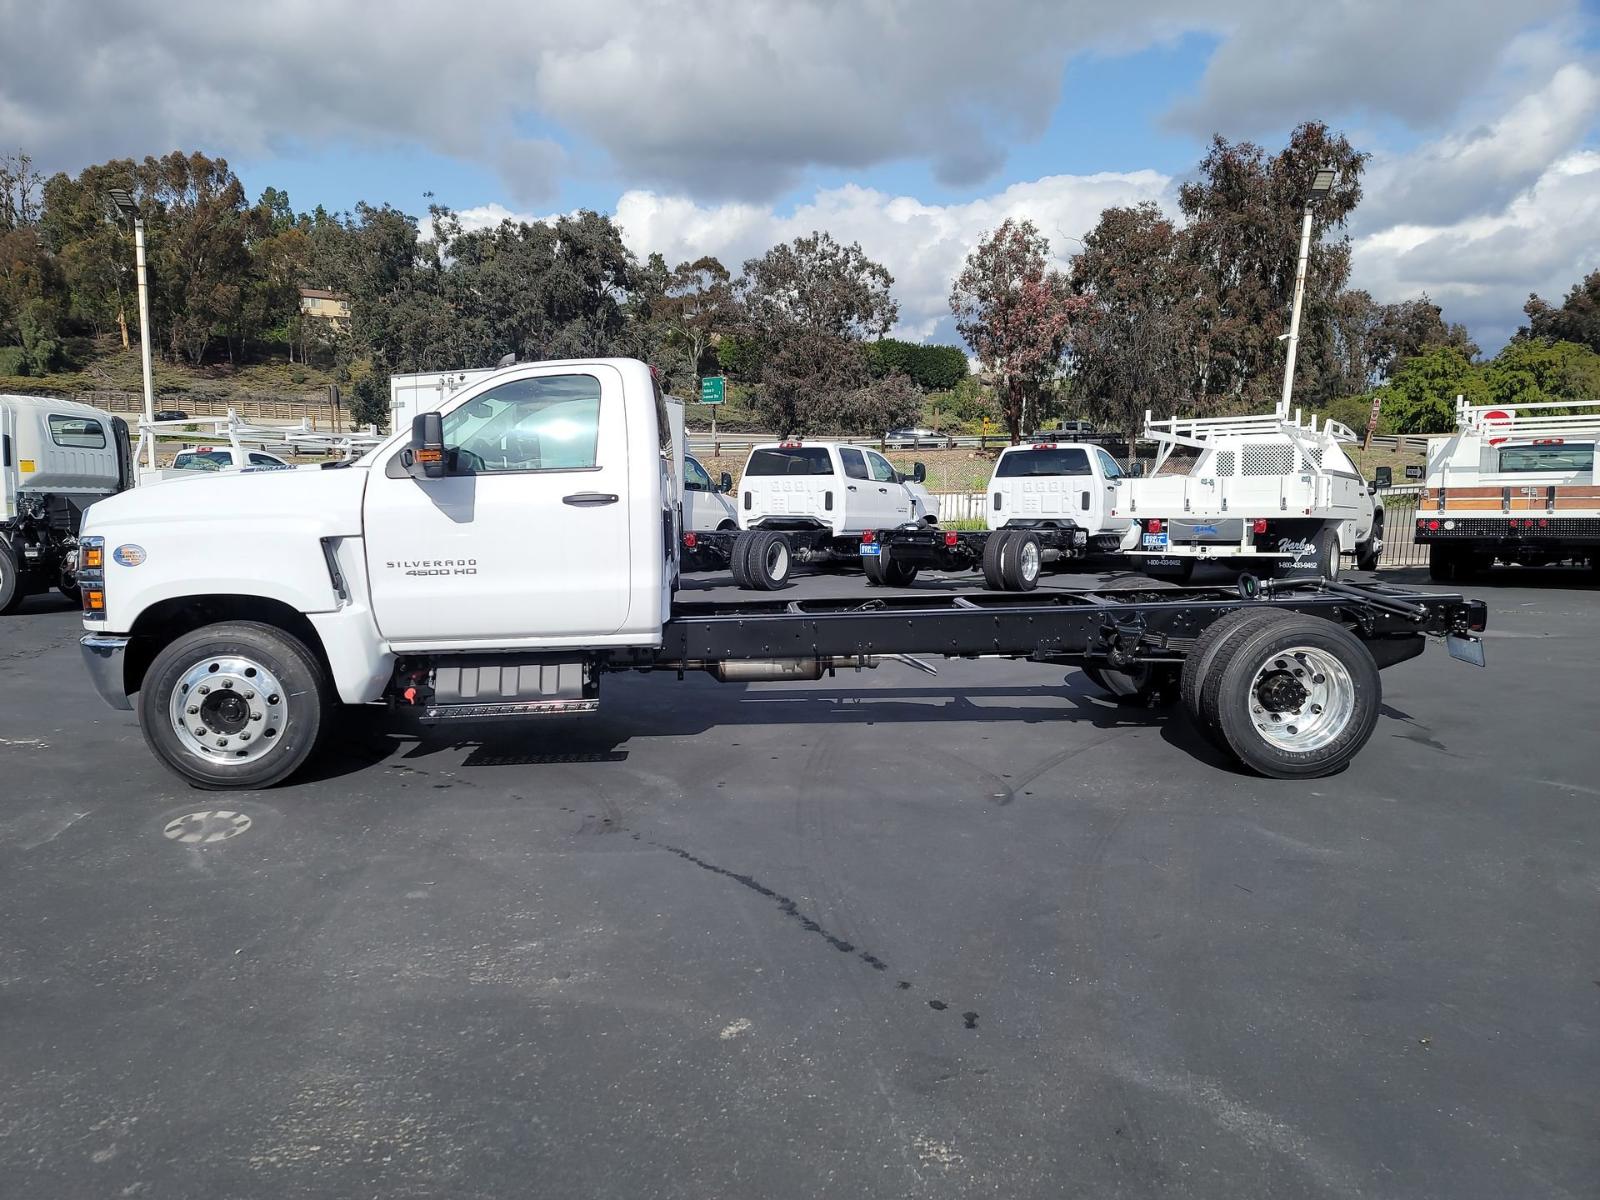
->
(950, 218, 1081, 442)
(1066, 203, 1213, 440)
(1523, 270, 1600, 354)
(652, 255, 738, 395)
(739, 232, 898, 342)
(1179, 122, 1367, 409)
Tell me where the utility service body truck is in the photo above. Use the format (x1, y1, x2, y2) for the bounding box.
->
(1416, 397, 1600, 580)
(75, 357, 1486, 791)
(695, 440, 1111, 591)
(2, 394, 133, 613)
(1122, 406, 1384, 581)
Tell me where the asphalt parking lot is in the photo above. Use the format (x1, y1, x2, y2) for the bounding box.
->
(2, 566, 1596, 1199)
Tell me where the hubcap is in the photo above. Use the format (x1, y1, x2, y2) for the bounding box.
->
(168, 655, 287, 764)
(1019, 539, 1041, 581)
(1247, 645, 1354, 753)
(767, 541, 788, 578)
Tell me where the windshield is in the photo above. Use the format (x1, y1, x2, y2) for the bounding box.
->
(995, 447, 1090, 477)
(1496, 443, 1594, 474)
(745, 447, 833, 476)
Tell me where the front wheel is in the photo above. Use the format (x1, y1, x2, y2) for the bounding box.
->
(0, 541, 22, 615)
(139, 621, 331, 790)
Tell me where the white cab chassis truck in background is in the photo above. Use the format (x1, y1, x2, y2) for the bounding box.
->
(703, 440, 1111, 591)
(1122, 407, 1383, 582)
(1416, 397, 1600, 580)
(75, 357, 1486, 789)
(1, 394, 133, 613)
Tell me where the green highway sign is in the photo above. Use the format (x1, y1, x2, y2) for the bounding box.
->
(699, 376, 726, 405)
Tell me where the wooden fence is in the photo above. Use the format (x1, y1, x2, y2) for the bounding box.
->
(83, 389, 339, 425)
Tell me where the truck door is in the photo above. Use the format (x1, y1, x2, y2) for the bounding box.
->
(363, 365, 631, 645)
(1093, 448, 1131, 531)
(865, 450, 911, 525)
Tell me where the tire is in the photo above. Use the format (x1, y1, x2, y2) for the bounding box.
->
(999, 531, 1041, 591)
(743, 531, 791, 591)
(1179, 607, 1286, 735)
(729, 531, 755, 588)
(881, 550, 919, 587)
(1205, 613, 1382, 779)
(1277, 526, 1338, 580)
(980, 531, 1008, 591)
(862, 547, 889, 585)
(0, 540, 21, 615)
(138, 620, 330, 790)
(1355, 515, 1382, 572)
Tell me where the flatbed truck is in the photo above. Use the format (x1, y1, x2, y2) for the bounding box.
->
(73, 358, 1486, 789)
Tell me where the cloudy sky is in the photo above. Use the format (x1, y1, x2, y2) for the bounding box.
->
(4, 0, 1599, 351)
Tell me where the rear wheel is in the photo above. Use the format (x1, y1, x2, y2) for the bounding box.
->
(729, 531, 755, 588)
(1205, 613, 1382, 779)
(980, 531, 1008, 590)
(1274, 525, 1339, 580)
(1180, 608, 1286, 737)
(1000, 531, 1041, 591)
(1355, 515, 1382, 572)
(743, 531, 791, 590)
(138, 620, 331, 790)
(1427, 543, 1456, 582)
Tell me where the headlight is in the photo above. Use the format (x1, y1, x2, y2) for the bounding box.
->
(78, 535, 106, 620)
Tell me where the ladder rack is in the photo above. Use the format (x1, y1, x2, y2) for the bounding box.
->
(1455, 396, 1600, 439)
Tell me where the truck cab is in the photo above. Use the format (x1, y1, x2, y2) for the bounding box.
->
(683, 454, 737, 531)
(739, 441, 936, 535)
(986, 442, 1131, 541)
(1, 394, 131, 612)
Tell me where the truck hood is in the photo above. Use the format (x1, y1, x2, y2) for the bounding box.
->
(86, 464, 369, 540)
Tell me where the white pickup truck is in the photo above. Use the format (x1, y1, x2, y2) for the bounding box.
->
(740, 440, 939, 533)
(74, 356, 1486, 789)
(1123, 408, 1383, 581)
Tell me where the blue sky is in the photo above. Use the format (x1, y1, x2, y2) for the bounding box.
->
(6, 0, 1600, 351)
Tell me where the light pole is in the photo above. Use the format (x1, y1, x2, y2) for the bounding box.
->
(1277, 165, 1336, 420)
(108, 188, 157, 469)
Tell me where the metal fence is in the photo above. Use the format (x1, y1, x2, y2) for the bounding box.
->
(83, 389, 339, 425)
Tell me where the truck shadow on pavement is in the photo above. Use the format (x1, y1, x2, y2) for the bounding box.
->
(306, 671, 1236, 783)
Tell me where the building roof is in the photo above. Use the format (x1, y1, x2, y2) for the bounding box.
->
(297, 288, 349, 301)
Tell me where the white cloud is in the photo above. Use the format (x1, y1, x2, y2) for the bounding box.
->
(611, 172, 1173, 341)
(1350, 150, 1600, 350)
(1358, 62, 1600, 228)
(0, 1, 1583, 201)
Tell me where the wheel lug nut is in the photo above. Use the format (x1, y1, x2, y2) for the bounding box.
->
(195, 727, 207, 736)
(250, 712, 262, 721)
(187, 706, 199, 715)
(198, 685, 210, 694)
(216, 737, 228, 746)
(239, 733, 250, 741)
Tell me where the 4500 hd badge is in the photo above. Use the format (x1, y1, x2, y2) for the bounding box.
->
(387, 559, 479, 577)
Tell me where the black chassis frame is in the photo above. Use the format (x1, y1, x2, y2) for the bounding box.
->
(615, 578, 1487, 674)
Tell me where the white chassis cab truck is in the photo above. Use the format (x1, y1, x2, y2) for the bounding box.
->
(1123, 407, 1383, 582)
(1, 394, 133, 612)
(705, 440, 1106, 592)
(75, 357, 1487, 789)
(1416, 397, 1600, 580)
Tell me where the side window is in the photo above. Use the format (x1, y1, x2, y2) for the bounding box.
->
(840, 448, 869, 480)
(684, 457, 712, 492)
(49, 415, 107, 449)
(866, 451, 897, 483)
(442, 374, 601, 473)
(1096, 449, 1124, 480)
(248, 452, 281, 467)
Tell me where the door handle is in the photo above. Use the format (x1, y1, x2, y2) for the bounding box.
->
(878, 487, 888, 493)
(847, 485, 858, 491)
(563, 492, 619, 506)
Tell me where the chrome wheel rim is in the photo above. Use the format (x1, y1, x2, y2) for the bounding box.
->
(168, 654, 287, 764)
(1248, 645, 1353, 752)
(766, 540, 789, 579)
(1018, 539, 1041, 581)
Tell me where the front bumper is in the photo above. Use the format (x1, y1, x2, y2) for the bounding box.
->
(80, 634, 133, 710)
